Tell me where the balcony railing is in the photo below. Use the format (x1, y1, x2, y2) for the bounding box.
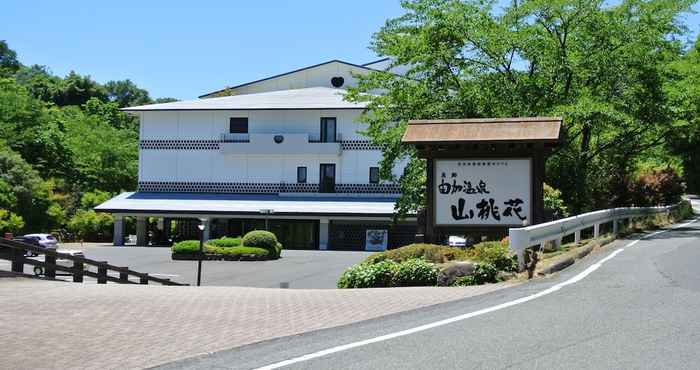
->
(308, 133, 343, 143)
(220, 133, 250, 143)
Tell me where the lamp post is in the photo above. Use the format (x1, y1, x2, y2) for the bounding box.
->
(259, 209, 274, 231)
(196, 219, 207, 286)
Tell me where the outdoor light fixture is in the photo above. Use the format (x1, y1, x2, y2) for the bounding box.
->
(196, 219, 207, 286)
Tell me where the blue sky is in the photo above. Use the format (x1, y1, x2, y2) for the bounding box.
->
(1, 1, 698, 100)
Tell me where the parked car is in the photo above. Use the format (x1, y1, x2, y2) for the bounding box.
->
(13, 234, 58, 257)
(33, 250, 85, 277)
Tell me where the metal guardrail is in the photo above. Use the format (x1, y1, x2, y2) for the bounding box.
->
(0, 238, 188, 286)
(508, 203, 681, 271)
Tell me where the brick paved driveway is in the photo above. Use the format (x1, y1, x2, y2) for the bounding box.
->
(0, 278, 514, 370)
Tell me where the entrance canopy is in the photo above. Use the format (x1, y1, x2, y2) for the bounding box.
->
(96, 192, 397, 218)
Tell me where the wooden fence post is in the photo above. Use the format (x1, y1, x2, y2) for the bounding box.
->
(119, 267, 129, 283)
(11, 248, 24, 274)
(45, 253, 56, 279)
(73, 259, 83, 283)
(140, 273, 149, 285)
(97, 262, 107, 284)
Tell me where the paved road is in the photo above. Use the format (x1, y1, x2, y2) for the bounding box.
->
(161, 212, 700, 369)
(25, 247, 371, 289)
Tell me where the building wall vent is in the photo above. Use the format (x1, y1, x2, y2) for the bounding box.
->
(331, 77, 344, 88)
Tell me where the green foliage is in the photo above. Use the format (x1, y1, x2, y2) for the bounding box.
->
(208, 237, 242, 248)
(391, 258, 439, 287)
(80, 190, 113, 209)
(452, 263, 499, 286)
(0, 40, 20, 77)
(242, 230, 282, 257)
(364, 243, 466, 264)
(337, 260, 398, 288)
(466, 241, 517, 272)
(67, 209, 113, 241)
(345, 0, 695, 216)
(171, 240, 204, 254)
(0, 209, 24, 233)
(543, 183, 569, 221)
(216, 246, 270, 258)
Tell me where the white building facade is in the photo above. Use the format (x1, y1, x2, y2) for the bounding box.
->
(97, 60, 417, 250)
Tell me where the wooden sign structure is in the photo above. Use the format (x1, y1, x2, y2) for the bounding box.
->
(402, 117, 562, 244)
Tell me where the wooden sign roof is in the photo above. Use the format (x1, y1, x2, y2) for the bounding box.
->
(402, 117, 562, 144)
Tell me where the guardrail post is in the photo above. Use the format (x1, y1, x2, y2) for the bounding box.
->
(593, 223, 600, 238)
(509, 228, 529, 272)
(574, 230, 581, 245)
(73, 259, 83, 283)
(97, 262, 107, 284)
(139, 273, 149, 285)
(10, 248, 24, 273)
(612, 218, 618, 236)
(45, 253, 56, 279)
(119, 267, 129, 283)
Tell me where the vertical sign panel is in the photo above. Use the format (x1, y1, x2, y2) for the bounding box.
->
(434, 158, 531, 226)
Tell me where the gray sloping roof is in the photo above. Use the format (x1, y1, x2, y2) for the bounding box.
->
(123, 87, 368, 111)
(95, 192, 398, 217)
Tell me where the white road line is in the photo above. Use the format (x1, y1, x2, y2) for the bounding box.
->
(255, 218, 698, 370)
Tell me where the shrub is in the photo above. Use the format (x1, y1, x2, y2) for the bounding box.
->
(171, 240, 203, 254)
(208, 236, 242, 248)
(364, 243, 467, 264)
(544, 183, 569, 221)
(628, 168, 685, 206)
(242, 230, 282, 257)
(452, 263, 499, 286)
(466, 241, 517, 272)
(392, 258, 439, 287)
(337, 260, 397, 288)
(218, 246, 269, 258)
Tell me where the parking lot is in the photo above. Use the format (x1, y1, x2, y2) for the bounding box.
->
(18, 244, 371, 288)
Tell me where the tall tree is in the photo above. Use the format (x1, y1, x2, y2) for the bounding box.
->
(346, 0, 692, 215)
(0, 40, 20, 77)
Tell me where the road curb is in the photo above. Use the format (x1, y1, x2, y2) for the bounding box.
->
(538, 236, 615, 275)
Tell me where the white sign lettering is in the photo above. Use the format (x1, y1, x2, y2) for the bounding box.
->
(434, 159, 531, 226)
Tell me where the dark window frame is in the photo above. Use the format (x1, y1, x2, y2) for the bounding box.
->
(297, 166, 307, 183)
(320, 117, 337, 143)
(229, 117, 249, 134)
(369, 167, 380, 184)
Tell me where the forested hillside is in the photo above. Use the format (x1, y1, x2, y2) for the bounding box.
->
(0, 40, 174, 240)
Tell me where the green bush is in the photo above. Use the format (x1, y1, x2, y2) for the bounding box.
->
(242, 230, 282, 257)
(171, 240, 203, 254)
(629, 168, 685, 206)
(337, 260, 397, 288)
(364, 243, 467, 264)
(452, 263, 499, 286)
(544, 183, 570, 221)
(392, 258, 439, 287)
(208, 236, 242, 248)
(466, 241, 517, 272)
(218, 246, 269, 258)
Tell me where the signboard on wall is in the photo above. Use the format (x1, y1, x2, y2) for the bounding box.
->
(365, 229, 388, 251)
(434, 158, 531, 226)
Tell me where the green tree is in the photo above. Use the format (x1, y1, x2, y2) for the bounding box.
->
(0, 209, 24, 233)
(0, 40, 20, 77)
(345, 0, 692, 215)
(104, 79, 152, 108)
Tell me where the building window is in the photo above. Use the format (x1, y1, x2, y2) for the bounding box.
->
(297, 167, 307, 183)
(229, 117, 248, 134)
(369, 167, 380, 184)
(320, 117, 336, 143)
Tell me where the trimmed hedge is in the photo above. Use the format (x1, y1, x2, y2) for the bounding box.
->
(242, 230, 283, 258)
(337, 260, 397, 288)
(364, 243, 467, 264)
(392, 258, 439, 287)
(208, 237, 242, 248)
(465, 241, 517, 272)
(217, 246, 269, 258)
(171, 240, 203, 254)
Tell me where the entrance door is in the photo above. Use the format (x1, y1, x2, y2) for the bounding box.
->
(319, 163, 335, 193)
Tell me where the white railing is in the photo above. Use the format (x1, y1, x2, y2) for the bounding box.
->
(508, 203, 680, 271)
